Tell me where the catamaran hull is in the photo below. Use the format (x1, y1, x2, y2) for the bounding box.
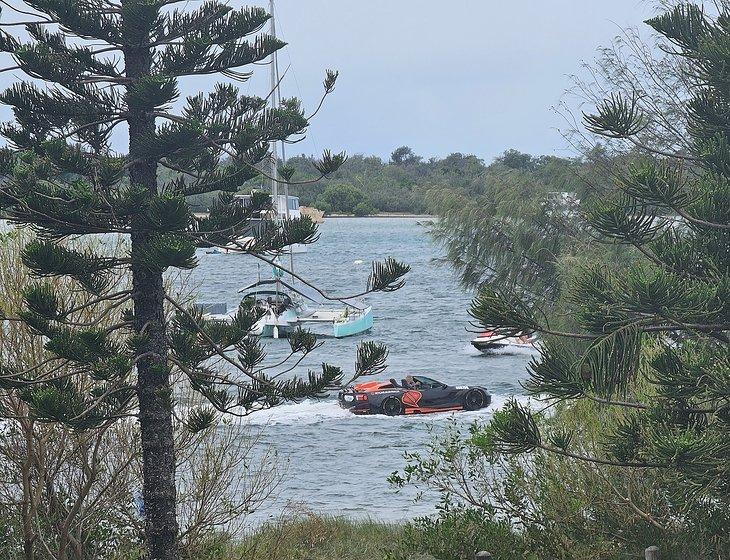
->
(251, 306, 374, 339)
(256, 324, 293, 338)
(251, 309, 298, 338)
(333, 307, 373, 338)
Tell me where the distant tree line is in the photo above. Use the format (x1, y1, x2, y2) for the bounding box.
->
(187, 146, 606, 215)
(281, 147, 594, 215)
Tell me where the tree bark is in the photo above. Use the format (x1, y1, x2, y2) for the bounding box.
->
(20, 417, 36, 560)
(124, 34, 179, 560)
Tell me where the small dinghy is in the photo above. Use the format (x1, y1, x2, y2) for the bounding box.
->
(471, 331, 537, 353)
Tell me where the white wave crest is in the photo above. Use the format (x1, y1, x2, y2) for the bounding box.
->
(245, 399, 352, 426)
(242, 393, 530, 427)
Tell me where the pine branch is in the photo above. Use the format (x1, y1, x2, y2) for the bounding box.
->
(489, 400, 668, 468)
(306, 69, 339, 120)
(152, 111, 346, 186)
(22, 240, 120, 294)
(154, 4, 270, 47)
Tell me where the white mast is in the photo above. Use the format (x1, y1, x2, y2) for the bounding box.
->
(269, 0, 278, 210)
(269, 0, 281, 307)
(269, 0, 296, 280)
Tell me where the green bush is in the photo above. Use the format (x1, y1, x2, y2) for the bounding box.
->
(392, 508, 530, 560)
(390, 400, 728, 560)
(353, 201, 378, 216)
(315, 184, 367, 214)
(316, 200, 332, 214)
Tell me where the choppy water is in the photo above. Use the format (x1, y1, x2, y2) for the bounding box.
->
(191, 217, 533, 523)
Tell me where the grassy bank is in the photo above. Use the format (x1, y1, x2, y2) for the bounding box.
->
(113, 515, 426, 560)
(204, 512, 520, 560)
(234, 515, 412, 560)
(112, 511, 530, 560)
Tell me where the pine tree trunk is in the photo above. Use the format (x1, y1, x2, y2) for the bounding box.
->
(125, 40, 179, 560)
(131, 243, 177, 560)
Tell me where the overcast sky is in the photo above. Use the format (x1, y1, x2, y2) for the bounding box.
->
(0, 1, 659, 163)
(232, 0, 657, 163)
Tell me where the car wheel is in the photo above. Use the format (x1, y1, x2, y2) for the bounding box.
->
(464, 389, 486, 411)
(381, 396, 403, 416)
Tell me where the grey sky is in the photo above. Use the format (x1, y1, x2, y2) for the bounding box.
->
(0, 1, 658, 163)
(238, 0, 657, 162)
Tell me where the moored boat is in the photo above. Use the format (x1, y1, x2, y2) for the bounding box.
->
(209, 194, 308, 255)
(234, 278, 373, 339)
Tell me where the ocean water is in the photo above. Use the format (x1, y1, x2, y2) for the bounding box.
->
(191, 217, 533, 523)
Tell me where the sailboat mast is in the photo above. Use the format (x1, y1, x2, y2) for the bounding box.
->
(276, 42, 290, 223)
(269, 0, 296, 280)
(269, 0, 278, 210)
(269, 1, 280, 297)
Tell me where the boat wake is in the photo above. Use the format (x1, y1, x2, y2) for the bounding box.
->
(476, 345, 539, 357)
(245, 399, 351, 426)
(245, 394, 526, 427)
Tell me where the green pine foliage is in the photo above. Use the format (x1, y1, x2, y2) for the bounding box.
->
(0, 2, 408, 558)
(429, 152, 603, 299)
(470, 2, 729, 517)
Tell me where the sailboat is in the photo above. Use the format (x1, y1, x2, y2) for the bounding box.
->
(202, 2, 374, 339)
(213, 0, 306, 256)
(239, 276, 373, 339)
(202, 256, 374, 339)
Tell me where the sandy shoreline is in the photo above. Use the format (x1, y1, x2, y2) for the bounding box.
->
(326, 213, 434, 219)
(191, 212, 435, 220)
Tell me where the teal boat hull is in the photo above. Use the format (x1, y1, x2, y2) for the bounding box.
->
(332, 307, 373, 338)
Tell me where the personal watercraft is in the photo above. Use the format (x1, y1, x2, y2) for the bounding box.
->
(471, 331, 537, 353)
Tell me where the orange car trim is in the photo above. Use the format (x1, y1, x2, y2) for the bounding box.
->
(402, 390, 422, 407)
(404, 405, 464, 414)
(353, 380, 393, 392)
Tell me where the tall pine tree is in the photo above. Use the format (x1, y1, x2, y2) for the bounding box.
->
(0, 2, 408, 558)
(472, 2, 728, 515)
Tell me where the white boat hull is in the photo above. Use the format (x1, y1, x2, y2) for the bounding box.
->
(471, 333, 537, 353)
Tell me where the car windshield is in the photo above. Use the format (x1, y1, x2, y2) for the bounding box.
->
(413, 376, 444, 389)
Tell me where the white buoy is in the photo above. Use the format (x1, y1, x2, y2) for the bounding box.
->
(353, 259, 363, 265)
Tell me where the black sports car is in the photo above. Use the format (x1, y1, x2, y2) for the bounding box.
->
(338, 375, 491, 416)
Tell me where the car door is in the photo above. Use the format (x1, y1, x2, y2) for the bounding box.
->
(421, 383, 457, 407)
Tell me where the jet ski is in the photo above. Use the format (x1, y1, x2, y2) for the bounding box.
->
(471, 331, 537, 353)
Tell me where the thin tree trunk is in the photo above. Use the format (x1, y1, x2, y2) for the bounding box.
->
(124, 34, 179, 560)
(20, 418, 36, 560)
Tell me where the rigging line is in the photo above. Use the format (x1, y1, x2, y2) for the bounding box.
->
(271, 1, 295, 281)
(272, 3, 321, 158)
